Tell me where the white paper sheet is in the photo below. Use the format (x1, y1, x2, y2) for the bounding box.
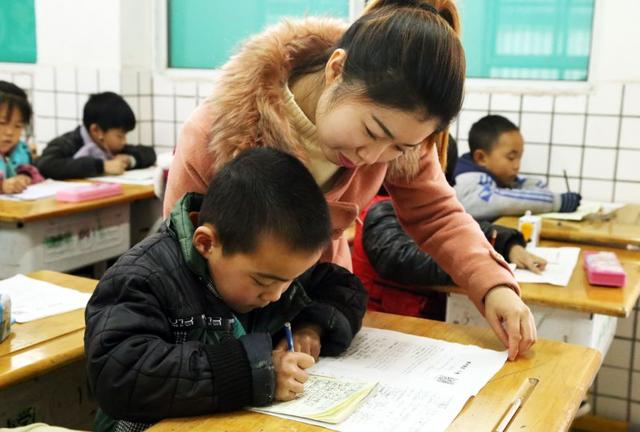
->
(255, 327, 508, 432)
(90, 166, 157, 185)
(0, 274, 91, 322)
(0, 180, 90, 201)
(538, 200, 625, 221)
(514, 247, 581, 286)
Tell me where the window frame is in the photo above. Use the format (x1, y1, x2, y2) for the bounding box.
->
(156, 0, 364, 80)
(155, 0, 603, 95)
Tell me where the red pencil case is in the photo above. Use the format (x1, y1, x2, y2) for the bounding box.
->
(56, 183, 124, 202)
(583, 251, 627, 287)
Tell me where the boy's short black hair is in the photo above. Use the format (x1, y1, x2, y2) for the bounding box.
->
(199, 148, 331, 255)
(82, 91, 136, 132)
(468, 115, 519, 154)
(0, 81, 32, 125)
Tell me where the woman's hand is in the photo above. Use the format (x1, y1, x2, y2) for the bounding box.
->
(508, 245, 547, 274)
(484, 286, 537, 361)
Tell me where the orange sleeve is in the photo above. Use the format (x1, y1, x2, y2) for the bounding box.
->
(163, 106, 215, 217)
(385, 145, 519, 314)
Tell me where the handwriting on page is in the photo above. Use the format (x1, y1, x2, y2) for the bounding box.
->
(254, 375, 376, 424)
(254, 328, 508, 432)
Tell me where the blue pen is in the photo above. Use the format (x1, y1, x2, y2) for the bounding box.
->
(284, 321, 294, 352)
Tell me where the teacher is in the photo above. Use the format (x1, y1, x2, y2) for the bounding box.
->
(164, 0, 535, 360)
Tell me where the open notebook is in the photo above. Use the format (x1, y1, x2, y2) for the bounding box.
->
(254, 374, 376, 424)
(252, 327, 507, 432)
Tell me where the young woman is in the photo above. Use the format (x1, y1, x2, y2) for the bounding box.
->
(165, 0, 536, 360)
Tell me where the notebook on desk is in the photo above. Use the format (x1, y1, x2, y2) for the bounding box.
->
(254, 374, 377, 424)
(90, 166, 156, 185)
(0, 180, 90, 201)
(252, 327, 507, 432)
(537, 201, 624, 221)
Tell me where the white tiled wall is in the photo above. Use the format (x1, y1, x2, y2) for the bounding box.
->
(3, 63, 640, 423)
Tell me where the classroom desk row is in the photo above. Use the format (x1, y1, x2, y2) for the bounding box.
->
(0, 182, 158, 279)
(438, 239, 640, 318)
(1, 271, 600, 431)
(496, 204, 640, 251)
(4, 205, 638, 429)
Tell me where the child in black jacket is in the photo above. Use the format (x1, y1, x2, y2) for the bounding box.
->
(84, 148, 367, 431)
(38, 92, 156, 179)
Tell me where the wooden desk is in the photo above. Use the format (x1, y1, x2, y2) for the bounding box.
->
(0, 270, 96, 389)
(495, 204, 640, 250)
(149, 311, 600, 432)
(440, 240, 640, 318)
(0, 183, 158, 278)
(0, 183, 155, 224)
(444, 240, 640, 355)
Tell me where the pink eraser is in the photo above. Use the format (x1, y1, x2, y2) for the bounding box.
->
(583, 251, 627, 287)
(56, 183, 124, 202)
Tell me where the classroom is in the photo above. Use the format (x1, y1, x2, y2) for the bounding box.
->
(0, 0, 639, 431)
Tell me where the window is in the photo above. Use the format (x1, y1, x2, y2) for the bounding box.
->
(0, 0, 37, 63)
(168, 0, 350, 69)
(459, 0, 595, 81)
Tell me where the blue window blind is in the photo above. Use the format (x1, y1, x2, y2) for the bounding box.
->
(169, 0, 349, 69)
(0, 0, 37, 63)
(459, 0, 594, 81)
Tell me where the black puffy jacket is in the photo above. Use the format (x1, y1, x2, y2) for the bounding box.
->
(85, 193, 367, 431)
(38, 126, 156, 179)
(362, 199, 526, 288)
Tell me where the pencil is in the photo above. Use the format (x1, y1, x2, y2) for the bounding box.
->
(284, 322, 294, 352)
(563, 169, 571, 193)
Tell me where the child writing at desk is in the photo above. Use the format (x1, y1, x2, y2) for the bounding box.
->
(0, 81, 43, 194)
(84, 148, 367, 432)
(454, 114, 582, 221)
(37, 91, 156, 179)
(352, 136, 547, 319)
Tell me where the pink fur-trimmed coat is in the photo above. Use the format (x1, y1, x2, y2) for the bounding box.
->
(164, 18, 519, 313)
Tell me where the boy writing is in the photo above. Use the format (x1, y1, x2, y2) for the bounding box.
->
(37, 92, 156, 179)
(0, 81, 43, 194)
(84, 148, 367, 431)
(454, 115, 582, 221)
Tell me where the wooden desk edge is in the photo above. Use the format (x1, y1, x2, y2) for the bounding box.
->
(0, 329, 86, 388)
(0, 184, 156, 223)
(0, 271, 96, 388)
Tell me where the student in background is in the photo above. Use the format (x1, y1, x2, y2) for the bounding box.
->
(84, 148, 367, 431)
(0, 81, 43, 194)
(37, 92, 156, 179)
(352, 137, 546, 319)
(165, 0, 536, 361)
(454, 114, 582, 221)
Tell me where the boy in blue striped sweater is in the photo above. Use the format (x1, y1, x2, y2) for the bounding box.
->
(454, 115, 581, 221)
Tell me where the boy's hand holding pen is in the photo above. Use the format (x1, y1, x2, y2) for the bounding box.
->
(559, 169, 582, 213)
(272, 322, 316, 401)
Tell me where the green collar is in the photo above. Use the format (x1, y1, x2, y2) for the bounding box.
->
(167, 192, 210, 280)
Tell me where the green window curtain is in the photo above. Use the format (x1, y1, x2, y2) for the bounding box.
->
(459, 0, 594, 81)
(0, 0, 37, 63)
(168, 0, 349, 69)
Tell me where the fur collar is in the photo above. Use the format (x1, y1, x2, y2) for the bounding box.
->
(206, 18, 344, 172)
(205, 18, 447, 179)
